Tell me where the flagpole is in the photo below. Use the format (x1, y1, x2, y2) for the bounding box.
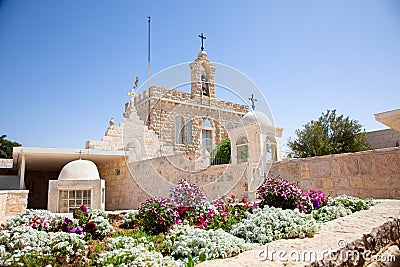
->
(147, 16, 151, 127)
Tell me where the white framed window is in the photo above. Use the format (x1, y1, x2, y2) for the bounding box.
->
(236, 136, 248, 164)
(58, 189, 91, 213)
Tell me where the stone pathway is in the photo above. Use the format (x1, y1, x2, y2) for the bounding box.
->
(196, 200, 400, 267)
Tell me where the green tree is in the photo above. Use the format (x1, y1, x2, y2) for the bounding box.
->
(288, 110, 370, 158)
(0, 135, 22, 159)
(211, 139, 231, 165)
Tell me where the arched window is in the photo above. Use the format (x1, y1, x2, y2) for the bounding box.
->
(265, 136, 277, 162)
(200, 66, 209, 96)
(203, 118, 212, 128)
(175, 115, 184, 144)
(202, 118, 213, 153)
(236, 136, 248, 163)
(226, 122, 233, 130)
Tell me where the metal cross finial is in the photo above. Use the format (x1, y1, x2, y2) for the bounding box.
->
(198, 33, 206, 51)
(249, 94, 257, 110)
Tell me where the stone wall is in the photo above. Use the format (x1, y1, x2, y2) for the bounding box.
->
(135, 86, 248, 154)
(97, 155, 250, 210)
(268, 147, 400, 199)
(0, 190, 28, 223)
(366, 129, 400, 149)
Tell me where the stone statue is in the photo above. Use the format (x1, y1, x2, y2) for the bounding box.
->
(109, 118, 114, 128)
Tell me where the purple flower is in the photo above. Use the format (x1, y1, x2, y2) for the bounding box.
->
(80, 205, 88, 215)
(61, 218, 73, 232)
(69, 226, 84, 235)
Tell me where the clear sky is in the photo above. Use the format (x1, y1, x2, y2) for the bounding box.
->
(1, 0, 399, 153)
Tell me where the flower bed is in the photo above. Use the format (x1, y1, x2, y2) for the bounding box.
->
(0, 178, 375, 266)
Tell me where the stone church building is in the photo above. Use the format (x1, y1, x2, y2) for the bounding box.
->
(0, 50, 283, 213)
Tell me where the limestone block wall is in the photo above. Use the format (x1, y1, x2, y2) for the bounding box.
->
(268, 147, 400, 199)
(135, 86, 248, 154)
(97, 155, 249, 210)
(366, 128, 400, 149)
(0, 190, 28, 223)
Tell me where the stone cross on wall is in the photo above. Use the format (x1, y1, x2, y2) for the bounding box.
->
(198, 33, 206, 51)
(249, 94, 257, 110)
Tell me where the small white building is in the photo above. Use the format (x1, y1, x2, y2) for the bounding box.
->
(48, 159, 106, 213)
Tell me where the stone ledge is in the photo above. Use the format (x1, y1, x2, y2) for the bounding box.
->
(196, 200, 400, 267)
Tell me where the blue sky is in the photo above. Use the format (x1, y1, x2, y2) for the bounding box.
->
(1, 0, 399, 153)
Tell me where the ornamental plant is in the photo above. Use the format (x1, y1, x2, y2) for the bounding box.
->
(163, 224, 257, 264)
(137, 197, 179, 235)
(257, 177, 312, 213)
(230, 206, 320, 244)
(327, 194, 375, 212)
(170, 179, 207, 208)
(306, 189, 328, 209)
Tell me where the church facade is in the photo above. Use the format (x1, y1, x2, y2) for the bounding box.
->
(2, 49, 284, 213)
(86, 51, 251, 158)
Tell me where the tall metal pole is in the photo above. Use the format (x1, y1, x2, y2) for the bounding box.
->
(147, 16, 151, 127)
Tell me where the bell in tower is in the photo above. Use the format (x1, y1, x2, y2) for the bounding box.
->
(190, 34, 216, 99)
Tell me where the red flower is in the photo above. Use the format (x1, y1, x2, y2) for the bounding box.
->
(179, 206, 189, 215)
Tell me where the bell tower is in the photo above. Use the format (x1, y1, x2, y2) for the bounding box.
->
(190, 34, 216, 99)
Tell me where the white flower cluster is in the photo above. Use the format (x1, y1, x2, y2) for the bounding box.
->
(97, 236, 180, 267)
(230, 206, 320, 244)
(90, 212, 114, 237)
(164, 224, 257, 263)
(327, 195, 376, 212)
(5, 209, 56, 230)
(311, 195, 375, 223)
(122, 210, 138, 227)
(311, 205, 351, 223)
(0, 225, 87, 265)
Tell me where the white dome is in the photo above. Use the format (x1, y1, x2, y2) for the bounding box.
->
(58, 159, 100, 180)
(241, 111, 273, 127)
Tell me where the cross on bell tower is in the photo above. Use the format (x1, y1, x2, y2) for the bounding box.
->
(198, 33, 206, 51)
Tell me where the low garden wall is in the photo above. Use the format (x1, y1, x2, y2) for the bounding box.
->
(0, 190, 28, 224)
(268, 147, 400, 199)
(98, 147, 400, 210)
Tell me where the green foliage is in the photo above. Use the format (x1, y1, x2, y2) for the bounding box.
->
(211, 139, 231, 165)
(0, 134, 21, 159)
(327, 194, 375, 212)
(288, 110, 371, 158)
(136, 197, 178, 235)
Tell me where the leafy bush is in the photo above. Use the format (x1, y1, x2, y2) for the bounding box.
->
(311, 205, 351, 223)
(230, 206, 320, 244)
(257, 177, 312, 212)
(327, 195, 375, 212)
(210, 139, 231, 165)
(163, 224, 256, 264)
(137, 197, 179, 235)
